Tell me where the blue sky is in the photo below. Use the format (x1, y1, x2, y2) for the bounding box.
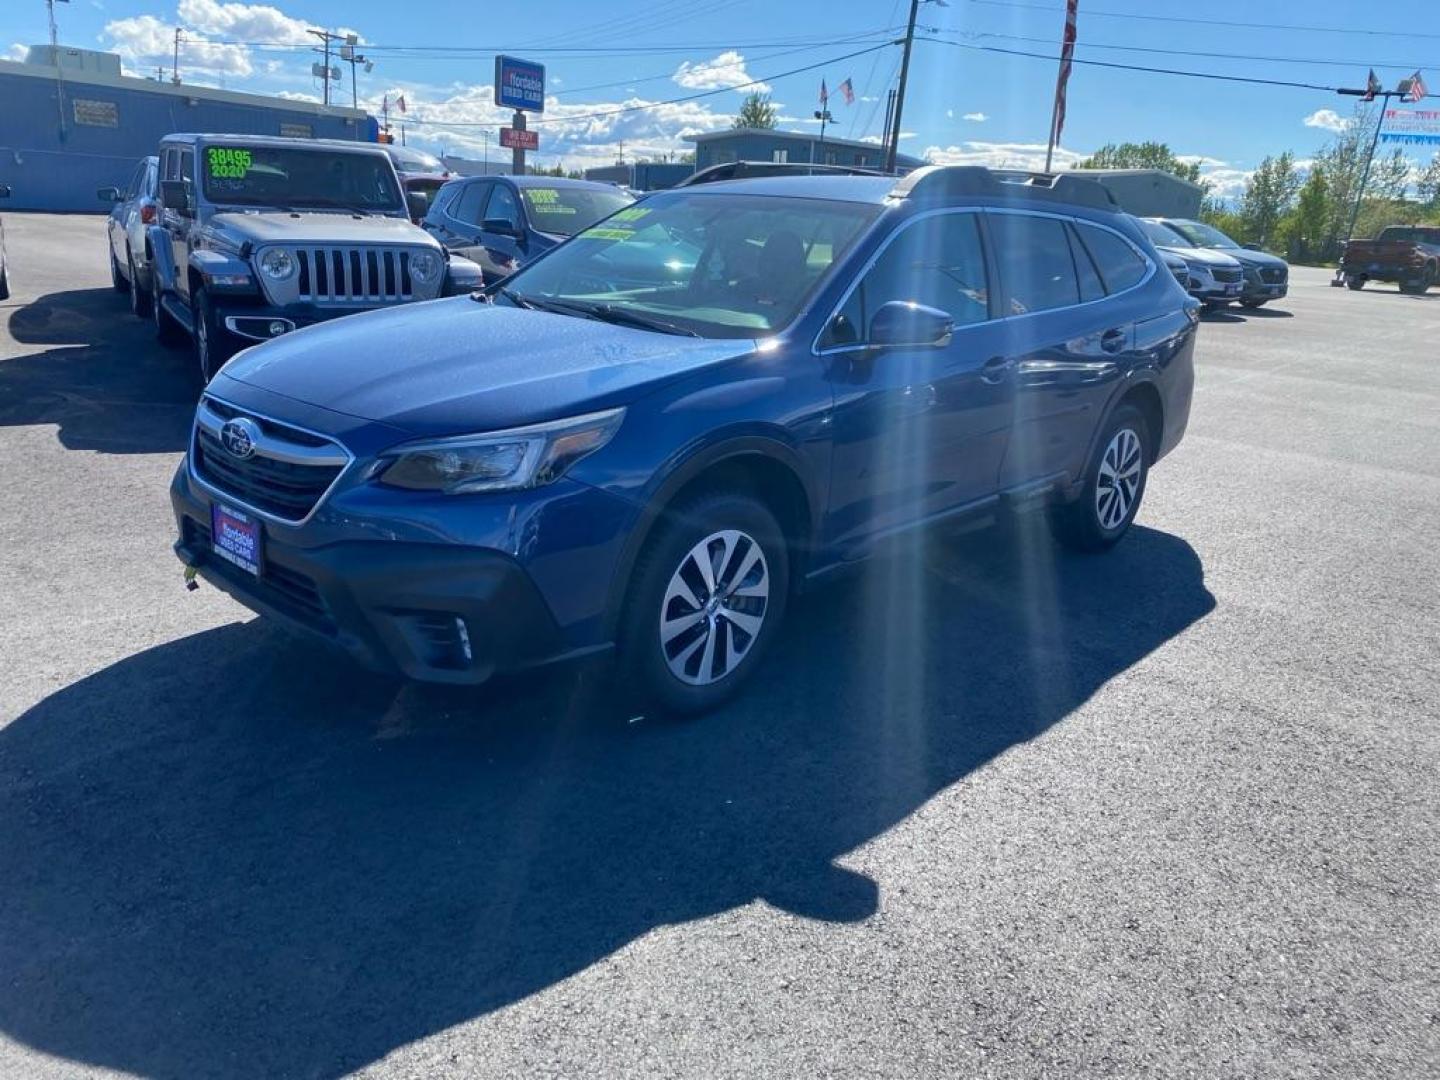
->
(5, 0, 1438, 194)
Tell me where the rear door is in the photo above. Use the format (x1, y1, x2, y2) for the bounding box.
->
(821, 209, 1017, 553)
(435, 180, 490, 250)
(171, 147, 198, 305)
(473, 182, 527, 278)
(986, 211, 1134, 488)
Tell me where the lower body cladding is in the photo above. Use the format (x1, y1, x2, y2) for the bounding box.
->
(1241, 279, 1288, 304)
(170, 464, 632, 685)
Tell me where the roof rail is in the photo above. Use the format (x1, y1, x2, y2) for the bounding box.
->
(890, 165, 1118, 211)
(676, 160, 898, 187)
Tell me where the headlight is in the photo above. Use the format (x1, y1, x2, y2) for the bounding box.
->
(379, 408, 625, 494)
(410, 250, 442, 284)
(259, 248, 296, 280)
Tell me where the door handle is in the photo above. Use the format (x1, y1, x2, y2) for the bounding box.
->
(1100, 328, 1127, 354)
(980, 355, 1013, 384)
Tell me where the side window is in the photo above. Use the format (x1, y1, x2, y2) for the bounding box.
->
(162, 148, 179, 181)
(988, 213, 1080, 316)
(1076, 222, 1148, 294)
(826, 212, 991, 347)
(178, 149, 194, 184)
(146, 161, 158, 197)
(451, 182, 490, 225)
(1067, 223, 1106, 303)
(484, 184, 521, 228)
(430, 183, 456, 216)
(125, 162, 145, 199)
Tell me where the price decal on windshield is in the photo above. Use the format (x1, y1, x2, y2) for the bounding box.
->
(207, 147, 253, 179)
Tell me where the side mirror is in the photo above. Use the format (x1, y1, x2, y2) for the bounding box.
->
(868, 301, 954, 348)
(1242, 242, 1262, 251)
(406, 191, 430, 222)
(482, 217, 522, 238)
(97, 186, 122, 202)
(160, 179, 193, 217)
(0, 184, 10, 199)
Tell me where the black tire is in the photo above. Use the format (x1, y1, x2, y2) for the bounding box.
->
(618, 490, 790, 716)
(152, 282, 186, 347)
(1049, 404, 1151, 553)
(1240, 298, 1266, 309)
(109, 247, 127, 292)
(127, 249, 152, 318)
(0, 265, 8, 302)
(1346, 276, 1366, 291)
(193, 287, 235, 384)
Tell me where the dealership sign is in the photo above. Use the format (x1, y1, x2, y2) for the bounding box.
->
(1380, 109, 1440, 146)
(499, 127, 539, 151)
(495, 55, 546, 113)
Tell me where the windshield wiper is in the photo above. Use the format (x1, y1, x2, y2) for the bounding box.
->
(553, 299, 700, 337)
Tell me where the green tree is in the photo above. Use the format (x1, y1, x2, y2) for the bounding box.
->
(1278, 165, 1329, 264)
(1238, 152, 1301, 246)
(1077, 141, 1203, 184)
(734, 92, 777, 130)
(1369, 147, 1412, 201)
(1418, 153, 1440, 209)
(1313, 103, 1379, 256)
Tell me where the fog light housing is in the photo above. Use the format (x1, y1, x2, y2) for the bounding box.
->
(269, 320, 288, 336)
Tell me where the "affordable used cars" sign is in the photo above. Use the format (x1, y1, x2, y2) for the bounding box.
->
(494, 56, 546, 114)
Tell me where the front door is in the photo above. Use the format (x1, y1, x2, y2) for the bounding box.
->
(821, 210, 1015, 556)
(472, 182, 527, 279)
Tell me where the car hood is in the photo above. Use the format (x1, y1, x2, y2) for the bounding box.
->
(1217, 247, 1287, 270)
(220, 297, 756, 436)
(1162, 245, 1242, 269)
(209, 211, 438, 248)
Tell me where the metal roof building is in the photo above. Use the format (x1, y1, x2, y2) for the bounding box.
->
(1070, 169, 1205, 219)
(687, 128, 925, 173)
(0, 46, 374, 212)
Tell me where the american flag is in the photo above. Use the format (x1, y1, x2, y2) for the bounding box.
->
(1405, 71, 1428, 103)
(837, 78, 855, 106)
(397, 94, 408, 114)
(819, 79, 828, 107)
(1051, 0, 1079, 150)
(1361, 69, 1381, 102)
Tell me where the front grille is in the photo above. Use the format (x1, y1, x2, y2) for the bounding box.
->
(1212, 267, 1243, 284)
(192, 397, 348, 522)
(292, 245, 415, 303)
(1259, 266, 1287, 284)
(186, 519, 334, 631)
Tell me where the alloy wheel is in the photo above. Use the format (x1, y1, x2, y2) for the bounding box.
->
(659, 529, 770, 686)
(1095, 427, 1143, 530)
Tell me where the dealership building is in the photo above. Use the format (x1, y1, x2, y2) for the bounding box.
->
(688, 129, 926, 173)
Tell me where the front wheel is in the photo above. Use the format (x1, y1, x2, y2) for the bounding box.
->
(1050, 405, 1150, 553)
(193, 287, 235, 384)
(152, 283, 186, 347)
(1240, 298, 1266, 309)
(1346, 276, 1366, 291)
(618, 491, 790, 715)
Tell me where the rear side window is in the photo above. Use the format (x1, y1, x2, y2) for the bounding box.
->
(1067, 224, 1106, 302)
(451, 182, 489, 225)
(1076, 222, 1148, 294)
(989, 213, 1080, 315)
(826, 211, 991, 347)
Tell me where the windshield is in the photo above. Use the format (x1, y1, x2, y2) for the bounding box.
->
(1141, 219, 1193, 248)
(389, 147, 445, 173)
(499, 192, 879, 339)
(1165, 219, 1239, 249)
(201, 146, 402, 211)
(521, 186, 635, 237)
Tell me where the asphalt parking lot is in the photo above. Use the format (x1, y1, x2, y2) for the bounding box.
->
(1, 212, 1437, 1079)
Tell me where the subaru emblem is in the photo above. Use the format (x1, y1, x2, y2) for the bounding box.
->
(219, 417, 260, 460)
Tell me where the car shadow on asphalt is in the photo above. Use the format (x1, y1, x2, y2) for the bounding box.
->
(0, 523, 1214, 1078)
(1, 286, 195, 454)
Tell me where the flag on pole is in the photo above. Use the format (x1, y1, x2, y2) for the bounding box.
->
(819, 79, 828, 107)
(397, 94, 408, 113)
(1405, 71, 1428, 103)
(1050, 0, 1079, 152)
(837, 77, 855, 106)
(1361, 69, 1382, 102)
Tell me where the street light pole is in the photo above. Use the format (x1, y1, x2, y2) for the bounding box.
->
(1331, 80, 1413, 283)
(886, 0, 920, 172)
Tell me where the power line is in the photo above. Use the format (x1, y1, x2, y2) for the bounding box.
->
(410, 42, 895, 129)
(921, 36, 1344, 93)
(960, 0, 1440, 41)
(209, 34, 903, 57)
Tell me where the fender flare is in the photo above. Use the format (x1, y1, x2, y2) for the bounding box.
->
(600, 432, 819, 637)
(144, 224, 177, 293)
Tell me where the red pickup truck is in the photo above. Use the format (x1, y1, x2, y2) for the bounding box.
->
(1340, 225, 1440, 294)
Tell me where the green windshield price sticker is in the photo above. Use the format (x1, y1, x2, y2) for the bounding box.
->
(583, 227, 634, 241)
(610, 207, 650, 223)
(528, 188, 560, 204)
(207, 147, 253, 179)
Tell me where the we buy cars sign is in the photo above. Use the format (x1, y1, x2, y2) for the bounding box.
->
(499, 127, 539, 151)
(494, 55, 545, 113)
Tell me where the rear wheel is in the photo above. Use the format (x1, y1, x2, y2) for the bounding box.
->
(1049, 404, 1150, 553)
(109, 247, 127, 292)
(1346, 275, 1366, 291)
(618, 491, 789, 715)
(1240, 298, 1266, 309)
(127, 250, 152, 318)
(0, 265, 8, 302)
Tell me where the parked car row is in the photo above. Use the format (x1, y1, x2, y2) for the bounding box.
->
(161, 161, 1200, 714)
(1139, 217, 1291, 311)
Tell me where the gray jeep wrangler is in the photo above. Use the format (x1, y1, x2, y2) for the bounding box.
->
(147, 133, 481, 381)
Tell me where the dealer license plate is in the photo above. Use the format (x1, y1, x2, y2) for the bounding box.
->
(211, 502, 262, 577)
(1224, 283, 1241, 295)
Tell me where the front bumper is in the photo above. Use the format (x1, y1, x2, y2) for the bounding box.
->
(171, 465, 614, 684)
(1240, 274, 1288, 302)
(211, 297, 398, 343)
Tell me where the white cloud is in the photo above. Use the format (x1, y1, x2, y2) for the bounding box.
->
(103, 13, 253, 76)
(945, 109, 953, 119)
(176, 0, 312, 45)
(924, 141, 1087, 170)
(962, 112, 988, 122)
(1176, 154, 1228, 167)
(1303, 108, 1346, 133)
(672, 51, 769, 94)
(6, 43, 28, 62)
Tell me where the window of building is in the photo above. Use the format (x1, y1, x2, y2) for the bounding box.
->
(988, 213, 1081, 316)
(771, 149, 789, 163)
(824, 150, 838, 166)
(1074, 222, 1149, 294)
(825, 212, 990, 347)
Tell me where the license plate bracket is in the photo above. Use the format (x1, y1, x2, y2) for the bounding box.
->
(211, 502, 263, 577)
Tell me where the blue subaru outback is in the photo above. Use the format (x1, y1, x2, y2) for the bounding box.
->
(171, 165, 1197, 714)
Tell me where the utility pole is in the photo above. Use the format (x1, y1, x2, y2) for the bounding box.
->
(886, 0, 920, 172)
(171, 27, 183, 85)
(307, 28, 339, 106)
(340, 36, 371, 110)
(1331, 78, 1416, 283)
(813, 107, 833, 164)
(46, 0, 60, 52)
